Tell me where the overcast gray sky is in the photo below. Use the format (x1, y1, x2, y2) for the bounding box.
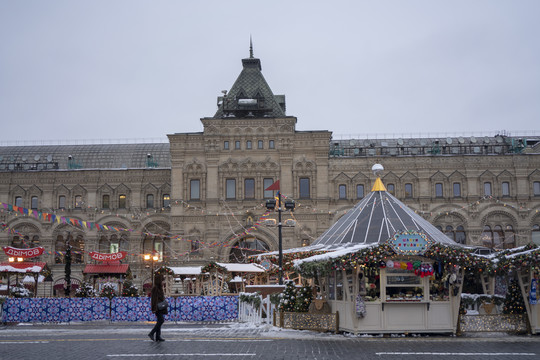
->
(1, 1, 539, 143)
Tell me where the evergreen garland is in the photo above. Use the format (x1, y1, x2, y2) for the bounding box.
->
(201, 261, 227, 273)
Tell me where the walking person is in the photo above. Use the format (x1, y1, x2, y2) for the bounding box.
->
(148, 274, 167, 342)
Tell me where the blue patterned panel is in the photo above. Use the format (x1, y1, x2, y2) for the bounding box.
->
(2, 298, 44, 322)
(41, 298, 71, 322)
(178, 296, 238, 322)
(110, 296, 174, 322)
(70, 297, 109, 322)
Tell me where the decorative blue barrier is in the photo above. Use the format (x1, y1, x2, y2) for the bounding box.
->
(1, 296, 238, 323)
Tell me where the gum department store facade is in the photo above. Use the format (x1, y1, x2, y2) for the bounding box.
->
(1, 50, 540, 294)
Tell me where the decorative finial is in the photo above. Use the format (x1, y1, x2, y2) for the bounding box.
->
(249, 35, 254, 58)
(372, 164, 384, 177)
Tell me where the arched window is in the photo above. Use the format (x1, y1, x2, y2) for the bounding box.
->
(31, 196, 38, 210)
(74, 195, 83, 209)
(445, 225, 454, 240)
(146, 194, 154, 209)
(71, 234, 85, 263)
(58, 195, 66, 209)
(55, 234, 67, 264)
(356, 184, 364, 199)
(533, 225, 540, 245)
(229, 237, 270, 263)
(405, 183, 413, 198)
(387, 184, 395, 195)
(453, 183, 461, 197)
(339, 184, 347, 199)
(484, 182, 492, 196)
(455, 226, 466, 244)
(533, 182, 540, 196)
(481, 225, 494, 248)
(493, 225, 504, 249)
(102, 195, 110, 209)
(435, 183, 443, 198)
(15, 196, 23, 207)
(162, 194, 170, 208)
(504, 225, 515, 249)
(118, 194, 127, 209)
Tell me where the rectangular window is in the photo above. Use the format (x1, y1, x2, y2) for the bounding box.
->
(162, 194, 170, 208)
(190, 179, 200, 200)
(246, 140, 252, 149)
(263, 178, 274, 198)
(102, 195, 110, 209)
(405, 183, 413, 198)
(58, 196, 66, 209)
(387, 184, 395, 195)
(224, 141, 229, 150)
(453, 183, 461, 197)
(235, 141, 241, 149)
(31, 196, 38, 210)
(146, 194, 154, 208)
(502, 182, 510, 197)
(299, 178, 310, 199)
(484, 182, 492, 196)
(435, 183, 443, 198)
(534, 181, 540, 196)
(119, 194, 127, 209)
(356, 184, 364, 199)
(258, 140, 264, 149)
(339, 184, 347, 199)
(226, 179, 236, 199)
(244, 178, 255, 199)
(269, 140, 275, 149)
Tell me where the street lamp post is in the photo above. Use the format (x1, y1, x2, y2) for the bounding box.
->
(266, 189, 295, 286)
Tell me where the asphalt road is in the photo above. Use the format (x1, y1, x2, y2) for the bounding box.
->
(1, 322, 539, 360)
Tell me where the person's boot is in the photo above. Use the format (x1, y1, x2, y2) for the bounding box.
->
(156, 336, 165, 341)
(148, 333, 155, 341)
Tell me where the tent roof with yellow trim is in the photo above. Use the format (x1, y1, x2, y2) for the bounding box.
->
(312, 164, 458, 248)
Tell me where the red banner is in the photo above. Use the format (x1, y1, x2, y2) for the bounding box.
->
(89, 251, 127, 262)
(3, 246, 45, 258)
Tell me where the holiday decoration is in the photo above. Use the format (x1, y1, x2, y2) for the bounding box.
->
(503, 279, 526, 315)
(75, 282, 98, 298)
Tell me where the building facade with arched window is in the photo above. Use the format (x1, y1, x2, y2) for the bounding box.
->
(1, 50, 540, 293)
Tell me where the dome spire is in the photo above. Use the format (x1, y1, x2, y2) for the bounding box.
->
(249, 35, 254, 58)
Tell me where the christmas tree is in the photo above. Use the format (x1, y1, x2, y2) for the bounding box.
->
(121, 279, 139, 297)
(279, 281, 297, 312)
(99, 283, 117, 299)
(75, 281, 97, 297)
(294, 285, 313, 312)
(279, 281, 313, 312)
(503, 279, 526, 314)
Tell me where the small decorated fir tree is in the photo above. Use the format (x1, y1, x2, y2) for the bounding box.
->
(99, 283, 117, 299)
(75, 281, 97, 297)
(503, 279, 526, 314)
(121, 279, 139, 297)
(279, 281, 297, 312)
(294, 285, 313, 312)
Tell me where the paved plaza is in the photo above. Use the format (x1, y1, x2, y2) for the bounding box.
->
(1, 321, 539, 360)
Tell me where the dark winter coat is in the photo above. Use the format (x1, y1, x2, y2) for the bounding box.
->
(150, 282, 167, 314)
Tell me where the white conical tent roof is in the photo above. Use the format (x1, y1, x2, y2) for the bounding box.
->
(313, 180, 458, 248)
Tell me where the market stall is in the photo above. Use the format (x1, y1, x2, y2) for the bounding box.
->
(83, 251, 130, 295)
(292, 165, 470, 334)
(170, 262, 266, 295)
(1, 246, 49, 297)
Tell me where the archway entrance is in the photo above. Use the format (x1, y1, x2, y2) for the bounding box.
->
(228, 237, 270, 263)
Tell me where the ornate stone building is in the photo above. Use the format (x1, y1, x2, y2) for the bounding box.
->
(1, 49, 540, 293)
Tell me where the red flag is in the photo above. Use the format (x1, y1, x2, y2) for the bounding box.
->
(265, 180, 280, 191)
